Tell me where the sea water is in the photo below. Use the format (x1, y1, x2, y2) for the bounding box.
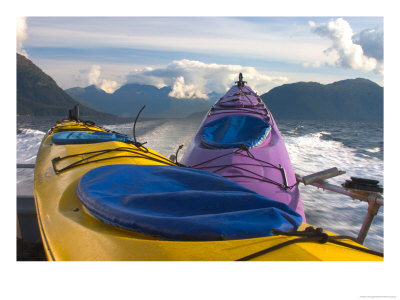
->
(17, 115, 384, 252)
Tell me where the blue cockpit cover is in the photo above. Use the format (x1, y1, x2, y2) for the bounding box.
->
(52, 131, 134, 145)
(77, 164, 302, 241)
(201, 115, 270, 149)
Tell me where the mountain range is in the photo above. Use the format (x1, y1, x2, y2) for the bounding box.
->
(67, 78, 383, 121)
(66, 85, 220, 118)
(17, 53, 383, 121)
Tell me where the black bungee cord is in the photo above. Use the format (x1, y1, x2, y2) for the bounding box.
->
(236, 227, 383, 261)
(174, 144, 184, 166)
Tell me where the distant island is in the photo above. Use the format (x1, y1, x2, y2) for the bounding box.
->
(17, 53, 383, 121)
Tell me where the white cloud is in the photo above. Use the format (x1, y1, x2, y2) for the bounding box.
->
(87, 65, 119, 93)
(88, 65, 101, 85)
(99, 80, 119, 94)
(17, 16, 28, 57)
(169, 76, 208, 99)
(125, 59, 288, 99)
(307, 18, 383, 75)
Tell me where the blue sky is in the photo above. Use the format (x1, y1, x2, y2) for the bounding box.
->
(17, 15, 384, 97)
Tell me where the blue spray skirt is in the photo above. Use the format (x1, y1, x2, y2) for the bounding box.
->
(52, 131, 134, 145)
(77, 165, 302, 241)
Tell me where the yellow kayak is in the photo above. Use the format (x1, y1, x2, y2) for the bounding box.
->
(33, 119, 383, 261)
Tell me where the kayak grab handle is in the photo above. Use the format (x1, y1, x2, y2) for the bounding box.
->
(279, 164, 288, 189)
(51, 157, 62, 174)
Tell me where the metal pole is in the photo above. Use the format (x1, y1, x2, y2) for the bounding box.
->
(357, 200, 381, 245)
(296, 172, 383, 245)
(301, 167, 345, 185)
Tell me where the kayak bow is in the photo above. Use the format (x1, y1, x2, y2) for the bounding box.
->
(181, 74, 306, 220)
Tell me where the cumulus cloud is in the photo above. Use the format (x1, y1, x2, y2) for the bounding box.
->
(87, 65, 119, 93)
(17, 16, 28, 57)
(88, 65, 101, 85)
(308, 18, 383, 75)
(170, 76, 208, 99)
(125, 59, 288, 99)
(99, 80, 119, 94)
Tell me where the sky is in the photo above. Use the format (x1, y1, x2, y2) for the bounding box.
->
(17, 15, 384, 98)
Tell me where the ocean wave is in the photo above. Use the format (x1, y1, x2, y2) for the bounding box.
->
(284, 132, 383, 183)
(283, 131, 383, 252)
(366, 147, 381, 153)
(17, 128, 46, 163)
(317, 131, 332, 136)
(17, 127, 46, 136)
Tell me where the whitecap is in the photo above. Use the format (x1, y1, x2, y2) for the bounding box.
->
(366, 147, 381, 153)
(17, 128, 46, 163)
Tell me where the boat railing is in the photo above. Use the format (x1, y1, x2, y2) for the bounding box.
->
(296, 167, 383, 245)
(17, 163, 35, 169)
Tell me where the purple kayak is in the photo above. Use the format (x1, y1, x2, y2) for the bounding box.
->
(181, 74, 306, 221)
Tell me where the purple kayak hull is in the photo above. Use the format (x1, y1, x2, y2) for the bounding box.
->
(181, 82, 306, 221)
